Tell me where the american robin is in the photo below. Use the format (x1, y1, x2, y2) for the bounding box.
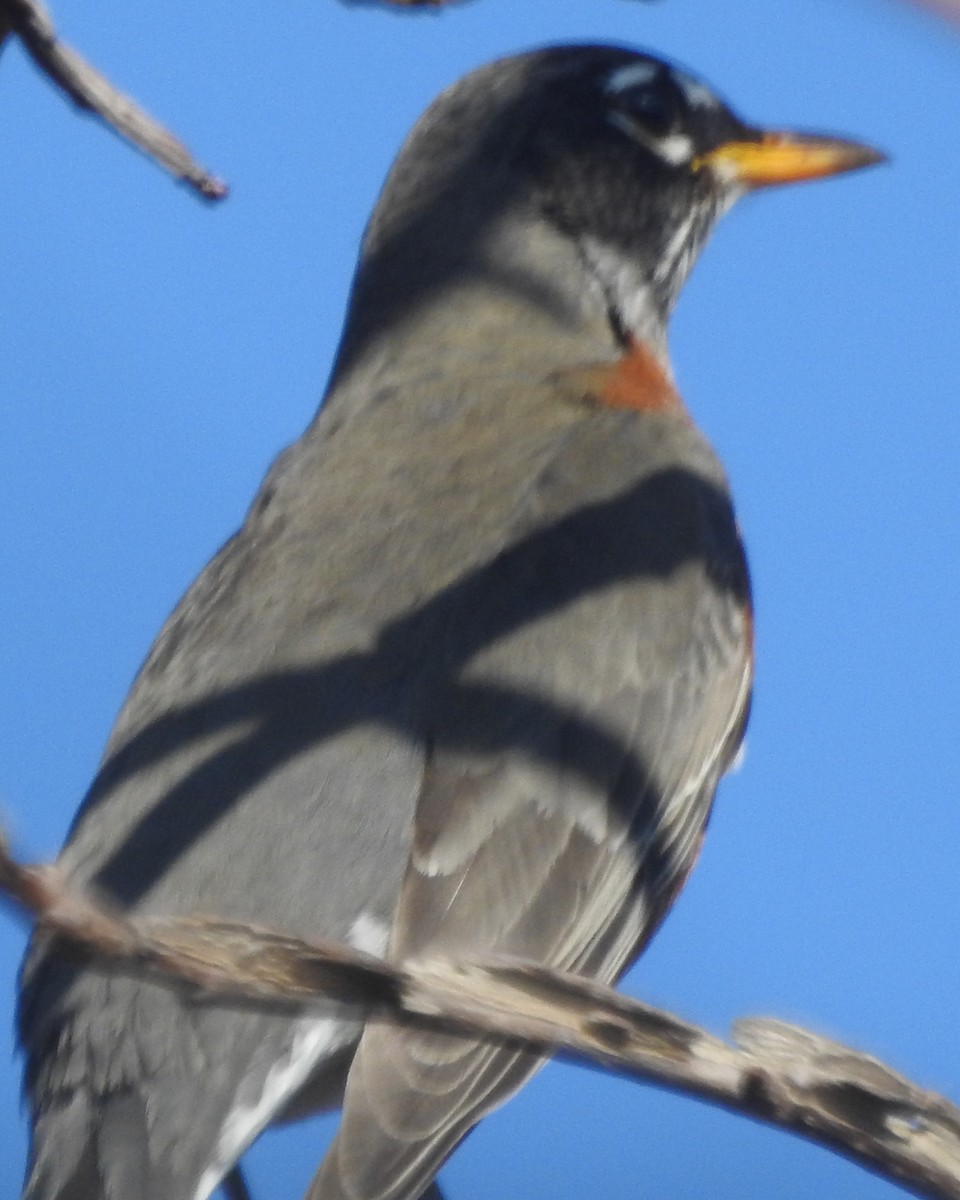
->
(18, 43, 882, 1200)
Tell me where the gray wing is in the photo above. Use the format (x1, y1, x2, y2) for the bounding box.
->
(18, 412, 443, 1200)
(309, 415, 753, 1200)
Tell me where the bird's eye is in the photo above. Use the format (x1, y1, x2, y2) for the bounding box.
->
(617, 86, 679, 138)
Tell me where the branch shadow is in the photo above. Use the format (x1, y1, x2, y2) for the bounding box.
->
(78, 466, 746, 909)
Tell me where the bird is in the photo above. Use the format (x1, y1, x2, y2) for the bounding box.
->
(18, 42, 883, 1200)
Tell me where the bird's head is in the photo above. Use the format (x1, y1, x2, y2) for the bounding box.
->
(336, 45, 884, 379)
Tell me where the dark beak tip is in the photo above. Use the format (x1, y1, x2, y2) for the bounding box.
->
(847, 142, 890, 171)
(787, 132, 890, 175)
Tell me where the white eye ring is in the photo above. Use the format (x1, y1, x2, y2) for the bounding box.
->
(606, 111, 695, 166)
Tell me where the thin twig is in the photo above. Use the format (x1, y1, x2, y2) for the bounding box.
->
(3, 831, 960, 1199)
(0, 0, 227, 200)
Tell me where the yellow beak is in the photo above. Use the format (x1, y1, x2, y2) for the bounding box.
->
(694, 132, 887, 189)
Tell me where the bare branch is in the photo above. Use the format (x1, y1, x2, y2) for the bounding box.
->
(0, 0, 227, 200)
(3, 831, 960, 1199)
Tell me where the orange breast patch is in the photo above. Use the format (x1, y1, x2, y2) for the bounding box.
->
(554, 338, 688, 418)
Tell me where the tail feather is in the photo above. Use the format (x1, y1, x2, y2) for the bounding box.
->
(24, 1089, 191, 1200)
(24, 1093, 98, 1200)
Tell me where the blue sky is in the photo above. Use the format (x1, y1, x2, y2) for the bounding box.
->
(2, 0, 959, 1196)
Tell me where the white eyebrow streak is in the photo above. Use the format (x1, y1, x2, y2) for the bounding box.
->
(605, 61, 660, 93)
(675, 70, 720, 109)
